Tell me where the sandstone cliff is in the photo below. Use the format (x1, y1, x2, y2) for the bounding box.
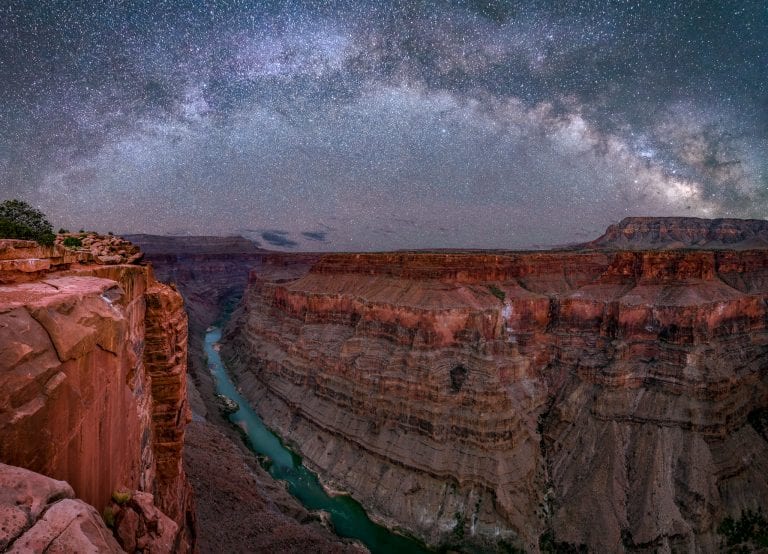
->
(0, 463, 123, 552)
(222, 220, 768, 552)
(0, 238, 194, 552)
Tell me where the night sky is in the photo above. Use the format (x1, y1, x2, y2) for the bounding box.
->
(1, 1, 766, 250)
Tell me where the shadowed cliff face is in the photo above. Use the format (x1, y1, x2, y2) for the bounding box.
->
(0, 240, 194, 552)
(124, 235, 269, 336)
(221, 219, 768, 553)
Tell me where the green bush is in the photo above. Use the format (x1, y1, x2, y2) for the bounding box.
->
(102, 506, 115, 528)
(718, 508, 768, 551)
(0, 199, 55, 246)
(488, 284, 506, 302)
(111, 489, 132, 505)
(62, 236, 83, 248)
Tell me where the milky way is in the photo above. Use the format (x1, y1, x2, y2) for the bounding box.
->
(1, 1, 766, 250)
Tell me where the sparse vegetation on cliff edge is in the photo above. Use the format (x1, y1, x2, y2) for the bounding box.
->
(488, 284, 506, 302)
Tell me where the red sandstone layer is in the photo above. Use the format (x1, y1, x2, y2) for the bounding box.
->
(223, 243, 768, 552)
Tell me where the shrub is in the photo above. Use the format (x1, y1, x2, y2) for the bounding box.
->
(0, 199, 55, 245)
(102, 506, 116, 528)
(718, 508, 768, 550)
(62, 236, 83, 248)
(111, 489, 132, 505)
(452, 512, 465, 540)
(58, 227, 69, 234)
(488, 284, 506, 302)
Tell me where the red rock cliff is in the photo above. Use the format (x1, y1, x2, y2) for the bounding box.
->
(0, 239, 194, 552)
(222, 233, 768, 552)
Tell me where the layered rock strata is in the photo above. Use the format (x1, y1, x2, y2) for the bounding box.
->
(223, 233, 768, 552)
(0, 239, 193, 551)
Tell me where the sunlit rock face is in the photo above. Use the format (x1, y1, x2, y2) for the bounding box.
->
(222, 219, 768, 552)
(0, 239, 194, 552)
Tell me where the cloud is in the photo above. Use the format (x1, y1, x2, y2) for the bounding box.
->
(301, 231, 328, 242)
(261, 230, 298, 248)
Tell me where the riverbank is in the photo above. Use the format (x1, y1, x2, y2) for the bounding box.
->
(205, 327, 432, 554)
(183, 323, 363, 553)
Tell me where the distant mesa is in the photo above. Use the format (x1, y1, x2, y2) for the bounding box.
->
(582, 216, 768, 250)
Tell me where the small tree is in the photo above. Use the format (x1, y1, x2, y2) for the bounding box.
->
(0, 199, 55, 246)
(62, 236, 83, 248)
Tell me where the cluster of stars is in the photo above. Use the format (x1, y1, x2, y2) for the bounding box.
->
(0, 0, 765, 250)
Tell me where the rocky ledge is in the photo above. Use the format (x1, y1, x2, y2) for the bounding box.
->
(222, 218, 768, 552)
(0, 239, 194, 552)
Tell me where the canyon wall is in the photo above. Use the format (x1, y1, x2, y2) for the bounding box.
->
(222, 221, 768, 552)
(0, 239, 194, 552)
(126, 235, 356, 553)
(124, 235, 269, 337)
(583, 216, 768, 249)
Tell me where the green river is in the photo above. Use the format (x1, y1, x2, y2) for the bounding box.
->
(204, 326, 431, 554)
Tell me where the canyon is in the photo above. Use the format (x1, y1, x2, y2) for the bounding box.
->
(2, 217, 767, 553)
(0, 234, 352, 553)
(220, 217, 768, 552)
(127, 235, 354, 553)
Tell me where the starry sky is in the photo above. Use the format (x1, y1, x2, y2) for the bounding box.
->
(1, 1, 766, 250)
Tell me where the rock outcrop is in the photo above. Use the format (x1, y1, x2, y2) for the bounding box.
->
(0, 463, 123, 553)
(222, 219, 768, 552)
(0, 239, 194, 552)
(108, 490, 180, 553)
(56, 232, 144, 265)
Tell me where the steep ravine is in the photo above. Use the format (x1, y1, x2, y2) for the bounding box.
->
(205, 325, 428, 553)
(220, 219, 768, 553)
(129, 235, 362, 552)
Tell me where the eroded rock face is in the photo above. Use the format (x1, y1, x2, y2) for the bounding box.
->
(0, 462, 123, 553)
(0, 240, 194, 551)
(125, 234, 316, 338)
(109, 491, 179, 553)
(223, 231, 768, 552)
